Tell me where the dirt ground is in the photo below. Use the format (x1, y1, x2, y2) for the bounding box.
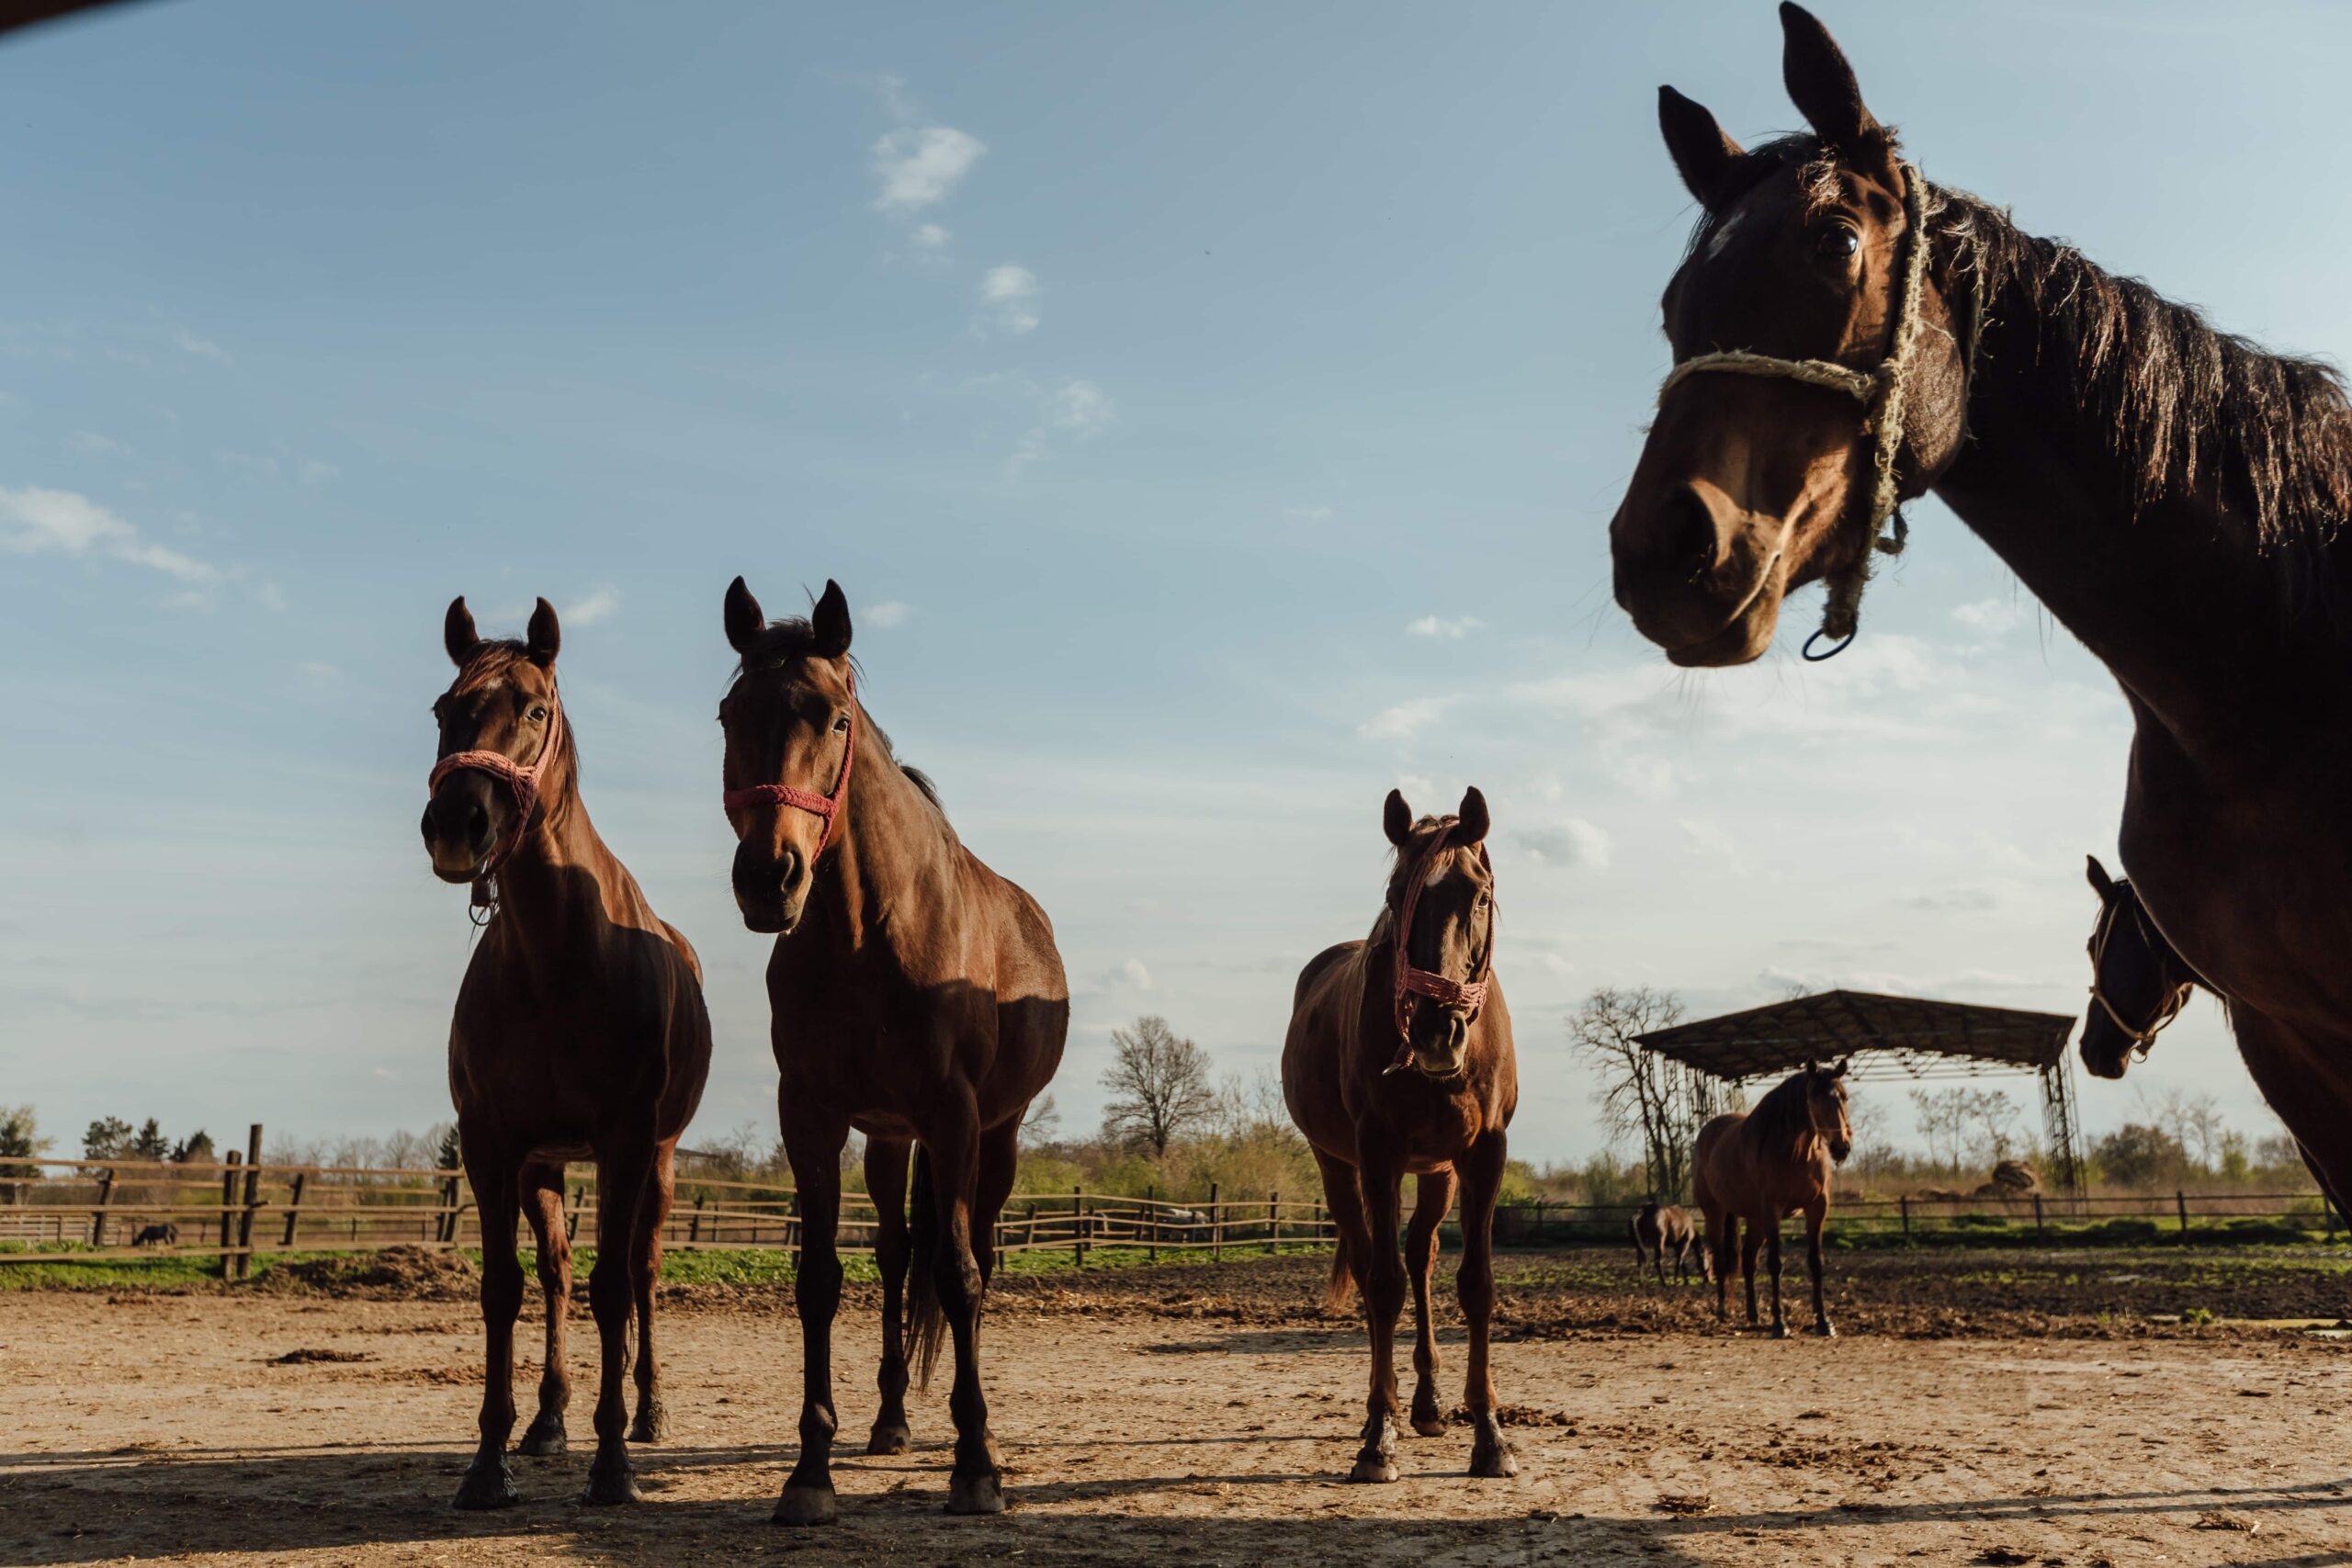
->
(5, 1252, 2351, 1566)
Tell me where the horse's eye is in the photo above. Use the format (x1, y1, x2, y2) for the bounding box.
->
(1818, 225, 1860, 261)
(528, 706, 548, 722)
(832, 715, 852, 734)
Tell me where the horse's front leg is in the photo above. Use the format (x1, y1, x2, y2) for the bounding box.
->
(864, 1136, 915, 1456)
(1351, 1133, 1407, 1483)
(1455, 1130, 1515, 1479)
(454, 1138, 523, 1510)
(582, 1136, 655, 1504)
(1763, 1217, 1789, 1340)
(515, 1160, 571, 1456)
(775, 1100, 850, 1526)
(1739, 1222, 1762, 1327)
(628, 1145, 677, 1442)
(1804, 1199, 1835, 1337)
(1710, 1211, 1734, 1321)
(1405, 1169, 1456, 1438)
(924, 1094, 1003, 1515)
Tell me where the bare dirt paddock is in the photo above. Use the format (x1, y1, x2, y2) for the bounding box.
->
(4, 1251, 2351, 1567)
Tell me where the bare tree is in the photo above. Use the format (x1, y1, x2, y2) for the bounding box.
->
(1100, 1016, 1217, 1156)
(2138, 1085, 2227, 1172)
(1566, 987, 1699, 1201)
(1909, 1088, 1970, 1173)
(1020, 1094, 1063, 1149)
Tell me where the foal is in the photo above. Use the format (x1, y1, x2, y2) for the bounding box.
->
(422, 598, 712, 1508)
(1283, 787, 1518, 1484)
(1691, 1062, 1850, 1338)
(718, 577, 1069, 1522)
(1630, 1201, 1709, 1287)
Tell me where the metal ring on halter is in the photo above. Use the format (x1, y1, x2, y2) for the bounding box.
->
(1803, 627, 1855, 661)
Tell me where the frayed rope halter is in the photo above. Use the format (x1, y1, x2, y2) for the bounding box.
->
(427, 671, 565, 917)
(719, 668, 857, 858)
(1385, 822, 1496, 1077)
(1657, 162, 1981, 660)
(2086, 890, 2197, 1060)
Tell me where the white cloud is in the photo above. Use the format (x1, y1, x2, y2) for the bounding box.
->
(1358, 696, 1448, 741)
(865, 601, 911, 629)
(173, 328, 230, 363)
(1679, 818, 1741, 859)
(1009, 378, 1114, 472)
(1951, 596, 2023, 639)
(871, 125, 987, 214)
(1407, 615, 1483, 640)
(565, 585, 621, 627)
(974, 265, 1040, 336)
(1512, 818, 1612, 869)
(1283, 504, 1334, 524)
(0, 485, 218, 583)
(69, 431, 130, 458)
(910, 223, 951, 251)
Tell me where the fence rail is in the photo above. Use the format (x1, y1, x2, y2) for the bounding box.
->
(2, 1146, 2342, 1271)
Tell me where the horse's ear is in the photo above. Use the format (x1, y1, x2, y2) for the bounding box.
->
(526, 597, 560, 665)
(1454, 786, 1490, 847)
(1804, 1058, 1820, 1077)
(2086, 853, 2117, 899)
(1833, 1056, 1850, 1078)
(724, 576, 765, 656)
(810, 579, 853, 660)
(1780, 3, 1901, 186)
(443, 596, 480, 668)
(1657, 86, 1745, 211)
(1383, 789, 1413, 849)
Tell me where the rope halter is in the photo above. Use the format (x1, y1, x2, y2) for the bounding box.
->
(1385, 823, 1496, 1077)
(1656, 161, 1947, 660)
(2085, 892, 2197, 1060)
(720, 667, 858, 860)
(427, 671, 565, 913)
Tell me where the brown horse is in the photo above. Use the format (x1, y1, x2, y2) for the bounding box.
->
(1629, 1200, 1708, 1288)
(1283, 787, 1518, 1484)
(1692, 1062, 1850, 1338)
(1606, 5, 2352, 1213)
(2081, 854, 2204, 1081)
(422, 597, 712, 1509)
(718, 577, 1069, 1523)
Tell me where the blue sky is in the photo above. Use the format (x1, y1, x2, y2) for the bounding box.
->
(5, 1, 2348, 1166)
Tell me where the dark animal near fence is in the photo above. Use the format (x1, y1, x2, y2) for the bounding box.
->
(1283, 787, 1519, 1484)
(1603, 3, 2352, 1242)
(719, 577, 1069, 1523)
(130, 1223, 178, 1247)
(1629, 1201, 1707, 1287)
(1693, 1062, 1851, 1337)
(423, 596, 714, 1510)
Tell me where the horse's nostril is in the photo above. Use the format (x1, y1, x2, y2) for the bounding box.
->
(1658, 488, 1724, 581)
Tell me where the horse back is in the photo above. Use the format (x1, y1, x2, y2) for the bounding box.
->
(1282, 942, 1367, 1155)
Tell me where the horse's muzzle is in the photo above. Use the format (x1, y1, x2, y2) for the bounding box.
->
(421, 784, 494, 884)
(732, 842, 808, 934)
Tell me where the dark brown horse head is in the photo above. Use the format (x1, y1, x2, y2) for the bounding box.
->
(2081, 853, 2199, 1081)
(1381, 785, 1496, 1079)
(1799, 1057, 1853, 1163)
(422, 595, 564, 885)
(1611, 4, 1972, 664)
(718, 575, 855, 934)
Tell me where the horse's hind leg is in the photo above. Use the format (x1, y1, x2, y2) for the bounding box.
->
(516, 1160, 571, 1456)
(1456, 1130, 1515, 1479)
(1406, 1169, 1457, 1438)
(926, 1096, 1005, 1516)
(1763, 1218, 1789, 1340)
(627, 1145, 676, 1443)
(1739, 1221, 1763, 1328)
(774, 1100, 851, 1526)
(1709, 1212, 1735, 1321)
(582, 1136, 656, 1505)
(1804, 1199, 1835, 1337)
(865, 1136, 915, 1456)
(1350, 1136, 1408, 1483)
(454, 1138, 523, 1510)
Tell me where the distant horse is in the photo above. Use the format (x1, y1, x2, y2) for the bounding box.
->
(2081, 853, 2205, 1080)
(718, 577, 1069, 1523)
(422, 597, 712, 1509)
(1692, 1062, 1851, 1337)
(1629, 1201, 1708, 1287)
(1283, 787, 1519, 1484)
(130, 1222, 178, 1248)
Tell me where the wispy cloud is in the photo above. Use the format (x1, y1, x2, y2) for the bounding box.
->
(1512, 818, 1612, 869)
(172, 328, 230, 364)
(68, 431, 130, 459)
(974, 265, 1040, 336)
(871, 125, 987, 214)
(910, 223, 951, 252)
(1283, 504, 1334, 524)
(1407, 615, 1483, 640)
(0, 485, 219, 582)
(1951, 596, 2023, 639)
(1358, 696, 1449, 741)
(565, 585, 621, 626)
(865, 601, 911, 629)
(1009, 378, 1114, 473)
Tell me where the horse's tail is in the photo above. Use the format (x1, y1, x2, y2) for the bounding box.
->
(1324, 1225, 1357, 1312)
(907, 1142, 947, 1393)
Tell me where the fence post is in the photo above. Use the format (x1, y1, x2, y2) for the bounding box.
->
(1210, 1181, 1223, 1262)
(1072, 1184, 1087, 1268)
(219, 1153, 243, 1278)
(234, 1124, 264, 1280)
(435, 1170, 460, 1244)
(1146, 1185, 1158, 1265)
(1899, 1194, 1910, 1238)
(1270, 1190, 1281, 1257)
(2177, 1190, 2190, 1236)
(1025, 1201, 1037, 1252)
(89, 1168, 116, 1247)
(2032, 1192, 2044, 1238)
(1533, 1198, 1545, 1246)
(281, 1171, 309, 1249)
(688, 1195, 706, 1245)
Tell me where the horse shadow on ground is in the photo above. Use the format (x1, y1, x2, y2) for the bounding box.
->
(5, 1441, 2348, 1567)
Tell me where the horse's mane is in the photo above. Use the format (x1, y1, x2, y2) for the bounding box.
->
(729, 617, 944, 815)
(1688, 134, 2352, 555)
(1746, 1069, 1820, 1154)
(1371, 813, 1461, 942)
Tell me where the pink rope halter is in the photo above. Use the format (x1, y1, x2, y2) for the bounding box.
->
(720, 668, 857, 858)
(1389, 823, 1496, 1065)
(426, 671, 564, 904)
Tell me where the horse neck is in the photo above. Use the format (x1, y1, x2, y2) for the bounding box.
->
(813, 725, 957, 953)
(1931, 270, 2322, 761)
(484, 766, 628, 950)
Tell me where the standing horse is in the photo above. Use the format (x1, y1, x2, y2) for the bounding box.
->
(718, 577, 1069, 1523)
(1283, 787, 1518, 1484)
(2081, 854, 2205, 1081)
(1692, 1062, 1850, 1338)
(421, 597, 712, 1509)
(1629, 1201, 1708, 1287)
(1604, 5, 2352, 1213)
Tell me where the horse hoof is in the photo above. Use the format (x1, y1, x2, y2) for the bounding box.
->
(772, 1485, 838, 1527)
(866, 1423, 911, 1457)
(516, 1416, 568, 1457)
(628, 1400, 668, 1444)
(451, 1461, 519, 1511)
(1349, 1455, 1400, 1484)
(1770, 1323, 1791, 1340)
(1411, 1415, 1449, 1438)
(1470, 1439, 1518, 1480)
(1810, 1322, 1838, 1339)
(580, 1461, 641, 1506)
(947, 1472, 1006, 1515)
